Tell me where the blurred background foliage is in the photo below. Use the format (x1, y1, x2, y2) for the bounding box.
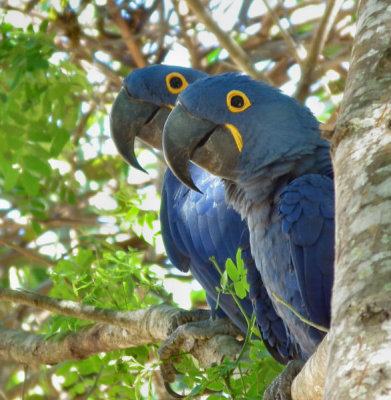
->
(0, 0, 356, 398)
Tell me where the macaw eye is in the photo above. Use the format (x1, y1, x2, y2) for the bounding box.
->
(166, 72, 189, 94)
(226, 90, 252, 113)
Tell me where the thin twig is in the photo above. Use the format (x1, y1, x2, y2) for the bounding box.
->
(5, 364, 63, 399)
(261, 0, 306, 66)
(271, 291, 328, 333)
(107, 0, 147, 68)
(0, 238, 56, 267)
(0, 286, 139, 328)
(0, 388, 8, 400)
(295, 0, 345, 101)
(185, 0, 271, 83)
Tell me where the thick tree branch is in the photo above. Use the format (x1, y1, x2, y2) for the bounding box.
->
(0, 287, 186, 337)
(291, 334, 329, 400)
(0, 321, 243, 374)
(184, 0, 270, 83)
(0, 323, 147, 365)
(0, 286, 244, 373)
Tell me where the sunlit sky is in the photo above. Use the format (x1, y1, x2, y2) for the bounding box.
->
(2, 0, 354, 307)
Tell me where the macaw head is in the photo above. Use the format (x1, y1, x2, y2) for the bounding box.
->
(110, 64, 208, 171)
(162, 73, 324, 192)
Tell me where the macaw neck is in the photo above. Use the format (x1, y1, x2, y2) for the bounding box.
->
(224, 143, 332, 219)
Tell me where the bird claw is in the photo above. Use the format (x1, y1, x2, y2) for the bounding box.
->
(263, 360, 305, 400)
(164, 381, 186, 399)
(167, 308, 211, 336)
(159, 318, 241, 394)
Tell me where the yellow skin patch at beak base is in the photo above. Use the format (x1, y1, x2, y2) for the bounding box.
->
(224, 123, 243, 152)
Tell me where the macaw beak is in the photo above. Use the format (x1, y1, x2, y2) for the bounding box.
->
(163, 102, 240, 193)
(110, 87, 171, 172)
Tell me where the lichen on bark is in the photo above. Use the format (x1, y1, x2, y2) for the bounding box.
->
(326, 1, 391, 399)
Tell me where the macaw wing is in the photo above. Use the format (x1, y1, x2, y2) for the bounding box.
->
(279, 174, 334, 329)
(161, 167, 252, 332)
(240, 226, 301, 363)
(160, 175, 191, 272)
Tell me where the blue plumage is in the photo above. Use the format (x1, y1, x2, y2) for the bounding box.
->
(162, 72, 335, 359)
(110, 65, 297, 363)
(279, 175, 334, 329)
(161, 165, 250, 331)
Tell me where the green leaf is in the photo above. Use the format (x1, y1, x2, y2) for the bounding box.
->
(75, 356, 100, 375)
(189, 385, 203, 395)
(8, 109, 28, 126)
(27, 56, 49, 71)
(0, 158, 19, 191)
(31, 220, 42, 235)
(62, 106, 79, 129)
(31, 207, 47, 219)
(75, 248, 94, 268)
(21, 170, 40, 196)
(206, 48, 221, 64)
(234, 281, 247, 299)
(145, 213, 155, 230)
(63, 371, 79, 387)
(125, 206, 139, 221)
(220, 270, 228, 290)
(23, 155, 51, 177)
(10, 68, 25, 90)
(55, 259, 75, 273)
(236, 248, 244, 272)
(72, 382, 86, 395)
(0, 23, 13, 34)
(50, 128, 70, 156)
(39, 20, 49, 33)
(225, 258, 239, 281)
(67, 189, 76, 205)
(206, 381, 225, 391)
(31, 199, 45, 209)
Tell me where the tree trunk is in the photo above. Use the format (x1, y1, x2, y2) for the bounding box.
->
(326, 0, 391, 398)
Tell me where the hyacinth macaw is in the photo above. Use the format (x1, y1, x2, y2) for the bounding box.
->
(110, 65, 299, 364)
(162, 73, 334, 364)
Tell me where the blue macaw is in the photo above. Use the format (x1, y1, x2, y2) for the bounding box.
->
(162, 73, 334, 363)
(110, 65, 299, 364)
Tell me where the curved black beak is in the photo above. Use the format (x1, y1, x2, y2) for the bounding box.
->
(110, 88, 170, 172)
(163, 103, 240, 193)
(162, 103, 216, 193)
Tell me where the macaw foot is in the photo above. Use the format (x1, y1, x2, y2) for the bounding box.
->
(159, 318, 241, 397)
(166, 308, 211, 335)
(263, 360, 305, 400)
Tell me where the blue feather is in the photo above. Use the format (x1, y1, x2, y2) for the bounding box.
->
(115, 65, 297, 363)
(162, 72, 335, 359)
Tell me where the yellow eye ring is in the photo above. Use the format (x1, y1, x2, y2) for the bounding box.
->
(226, 90, 252, 113)
(165, 72, 189, 94)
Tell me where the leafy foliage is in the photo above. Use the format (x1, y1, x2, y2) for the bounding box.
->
(166, 338, 283, 399)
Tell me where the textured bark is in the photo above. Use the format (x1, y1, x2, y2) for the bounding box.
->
(325, 1, 391, 399)
(291, 334, 329, 400)
(0, 288, 243, 371)
(0, 318, 243, 368)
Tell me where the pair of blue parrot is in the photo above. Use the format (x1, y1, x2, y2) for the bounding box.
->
(110, 64, 334, 397)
